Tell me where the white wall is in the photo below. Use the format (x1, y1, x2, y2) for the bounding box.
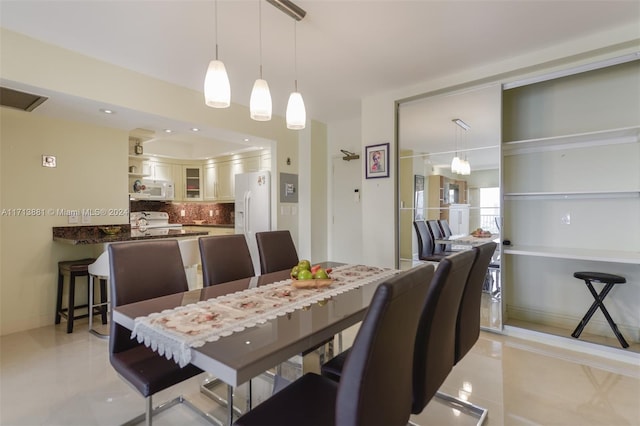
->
(360, 25, 640, 267)
(0, 28, 329, 335)
(0, 109, 128, 334)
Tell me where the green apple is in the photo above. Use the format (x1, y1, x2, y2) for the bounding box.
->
(290, 265, 299, 279)
(313, 269, 329, 279)
(298, 269, 313, 280)
(298, 259, 311, 271)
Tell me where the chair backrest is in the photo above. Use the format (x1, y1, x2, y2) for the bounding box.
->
(439, 219, 452, 238)
(199, 234, 255, 286)
(255, 230, 299, 274)
(336, 263, 434, 426)
(108, 240, 189, 354)
(413, 220, 436, 259)
(88, 250, 110, 278)
(427, 220, 446, 253)
(178, 238, 200, 268)
(455, 241, 497, 363)
(412, 249, 475, 414)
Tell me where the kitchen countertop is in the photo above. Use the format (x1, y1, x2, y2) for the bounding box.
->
(182, 223, 234, 228)
(53, 225, 208, 245)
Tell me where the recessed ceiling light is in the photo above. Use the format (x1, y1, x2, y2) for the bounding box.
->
(191, 127, 200, 132)
(164, 129, 172, 133)
(99, 108, 115, 114)
(244, 138, 250, 142)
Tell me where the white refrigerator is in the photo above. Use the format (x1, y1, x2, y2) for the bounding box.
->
(235, 171, 271, 274)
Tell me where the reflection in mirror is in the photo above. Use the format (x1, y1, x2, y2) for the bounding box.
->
(397, 84, 502, 331)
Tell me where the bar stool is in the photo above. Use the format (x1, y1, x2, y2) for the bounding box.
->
(88, 251, 110, 339)
(572, 271, 628, 348)
(55, 258, 96, 333)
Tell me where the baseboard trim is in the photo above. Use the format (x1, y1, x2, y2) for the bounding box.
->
(503, 325, 640, 370)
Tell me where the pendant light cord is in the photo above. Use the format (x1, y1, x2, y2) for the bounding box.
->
(214, 0, 219, 60)
(294, 21, 299, 92)
(259, 0, 263, 79)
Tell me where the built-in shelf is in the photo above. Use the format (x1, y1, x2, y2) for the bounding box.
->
(503, 245, 640, 264)
(503, 126, 640, 155)
(128, 173, 149, 178)
(504, 190, 640, 200)
(128, 154, 150, 161)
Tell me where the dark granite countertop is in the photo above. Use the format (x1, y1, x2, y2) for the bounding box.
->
(53, 225, 208, 245)
(181, 223, 234, 228)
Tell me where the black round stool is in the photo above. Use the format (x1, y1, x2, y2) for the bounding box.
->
(55, 258, 96, 333)
(571, 271, 628, 348)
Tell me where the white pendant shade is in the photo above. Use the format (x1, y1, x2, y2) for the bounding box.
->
(204, 60, 230, 108)
(286, 91, 306, 129)
(460, 159, 471, 175)
(451, 156, 461, 173)
(250, 79, 272, 121)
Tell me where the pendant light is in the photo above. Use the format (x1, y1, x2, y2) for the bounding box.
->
(286, 21, 306, 129)
(250, 0, 272, 121)
(451, 120, 461, 173)
(204, 0, 230, 108)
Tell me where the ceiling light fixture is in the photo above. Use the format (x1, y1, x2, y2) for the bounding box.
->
(266, 0, 306, 21)
(99, 108, 115, 114)
(286, 21, 306, 130)
(204, 0, 231, 108)
(250, 0, 272, 121)
(451, 118, 471, 175)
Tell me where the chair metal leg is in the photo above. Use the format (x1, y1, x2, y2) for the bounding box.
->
(434, 391, 488, 425)
(120, 394, 222, 426)
(88, 275, 109, 340)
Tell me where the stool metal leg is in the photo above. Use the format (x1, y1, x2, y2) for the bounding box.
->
(572, 280, 629, 348)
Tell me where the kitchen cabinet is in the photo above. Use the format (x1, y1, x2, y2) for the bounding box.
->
(143, 160, 173, 181)
(216, 161, 236, 201)
(184, 166, 203, 200)
(203, 163, 217, 201)
(501, 59, 640, 346)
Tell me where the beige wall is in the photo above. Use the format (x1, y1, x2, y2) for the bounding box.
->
(0, 28, 330, 335)
(0, 109, 128, 334)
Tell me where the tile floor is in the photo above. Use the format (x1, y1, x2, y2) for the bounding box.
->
(1, 319, 639, 426)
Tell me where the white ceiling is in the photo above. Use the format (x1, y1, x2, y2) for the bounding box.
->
(1, 0, 639, 159)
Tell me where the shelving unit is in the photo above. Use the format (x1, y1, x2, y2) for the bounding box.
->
(501, 59, 640, 349)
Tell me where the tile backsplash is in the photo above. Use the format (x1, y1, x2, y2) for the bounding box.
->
(130, 201, 234, 225)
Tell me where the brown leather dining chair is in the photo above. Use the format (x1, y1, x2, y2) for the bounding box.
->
(320, 250, 475, 417)
(108, 240, 213, 426)
(427, 242, 496, 424)
(413, 220, 448, 262)
(454, 241, 497, 363)
(233, 263, 435, 426)
(255, 230, 299, 273)
(199, 234, 255, 286)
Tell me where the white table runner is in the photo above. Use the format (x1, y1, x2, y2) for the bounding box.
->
(131, 264, 398, 367)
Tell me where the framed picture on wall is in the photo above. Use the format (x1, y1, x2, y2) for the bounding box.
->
(365, 142, 389, 179)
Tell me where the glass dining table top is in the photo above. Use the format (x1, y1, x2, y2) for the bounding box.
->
(112, 262, 394, 387)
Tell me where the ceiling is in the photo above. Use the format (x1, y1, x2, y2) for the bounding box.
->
(1, 0, 638, 159)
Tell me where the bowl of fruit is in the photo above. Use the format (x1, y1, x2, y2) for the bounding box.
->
(290, 260, 333, 289)
(470, 227, 493, 238)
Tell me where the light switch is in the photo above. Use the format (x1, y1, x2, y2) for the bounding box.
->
(81, 213, 91, 224)
(180, 210, 186, 217)
(209, 210, 213, 217)
(68, 213, 78, 224)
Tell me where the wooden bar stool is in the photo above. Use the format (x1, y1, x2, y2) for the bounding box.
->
(55, 258, 96, 333)
(572, 271, 628, 348)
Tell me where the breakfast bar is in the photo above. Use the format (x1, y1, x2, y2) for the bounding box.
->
(52, 224, 208, 245)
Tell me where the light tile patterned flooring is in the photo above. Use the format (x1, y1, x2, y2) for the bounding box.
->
(1, 318, 639, 426)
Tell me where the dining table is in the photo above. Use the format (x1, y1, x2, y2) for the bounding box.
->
(112, 262, 399, 424)
(435, 233, 499, 247)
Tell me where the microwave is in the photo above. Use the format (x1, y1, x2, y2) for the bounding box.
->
(133, 179, 175, 200)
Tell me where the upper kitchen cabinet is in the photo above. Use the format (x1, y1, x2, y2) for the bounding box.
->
(501, 58, 640, 349)
(184, 166, 203, 201)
